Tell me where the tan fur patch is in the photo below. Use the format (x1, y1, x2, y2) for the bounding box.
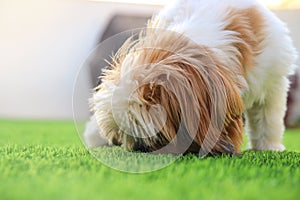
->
(224, 6, 266, 73)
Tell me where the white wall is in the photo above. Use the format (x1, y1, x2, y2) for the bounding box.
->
(0, 0, 299, 120)
(0, 0, 160, 120)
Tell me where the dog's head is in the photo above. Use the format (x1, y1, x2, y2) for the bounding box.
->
(93, 29, 244, 156)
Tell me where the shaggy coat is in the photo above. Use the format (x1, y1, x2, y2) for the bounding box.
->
(84, 0, 298, 156)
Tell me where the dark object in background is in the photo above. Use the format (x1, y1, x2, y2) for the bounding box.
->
(101, 15, 152, 42)
(285, 73, 299, 127)
(89, 14, 151, 87)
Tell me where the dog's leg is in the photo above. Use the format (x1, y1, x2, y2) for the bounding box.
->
(245, 77, 290, 151)
(83, 115, 109, 148)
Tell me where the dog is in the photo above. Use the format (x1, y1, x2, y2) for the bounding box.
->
(84, 0, 298, 156)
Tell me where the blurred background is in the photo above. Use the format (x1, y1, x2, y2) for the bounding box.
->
(0, 0, 299, 127)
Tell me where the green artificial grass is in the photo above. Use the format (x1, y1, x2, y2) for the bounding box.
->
(0, 120, 299, 200)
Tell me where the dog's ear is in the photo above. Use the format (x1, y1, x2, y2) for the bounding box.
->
(153, 45, 245, 156)
(215, 70, 244, 155)
(193, 59, 244, 156)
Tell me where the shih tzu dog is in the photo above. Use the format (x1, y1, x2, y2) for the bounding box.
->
(84, 0, 298, 156)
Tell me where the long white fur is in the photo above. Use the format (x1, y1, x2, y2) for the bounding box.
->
(84, 0, 298, 151)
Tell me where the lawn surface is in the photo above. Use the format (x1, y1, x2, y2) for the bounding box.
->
(0, 120, 299, 200)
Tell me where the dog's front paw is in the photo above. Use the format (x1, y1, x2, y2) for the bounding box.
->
(83, 116, 109, 148)
(250, 140, 285, 152)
